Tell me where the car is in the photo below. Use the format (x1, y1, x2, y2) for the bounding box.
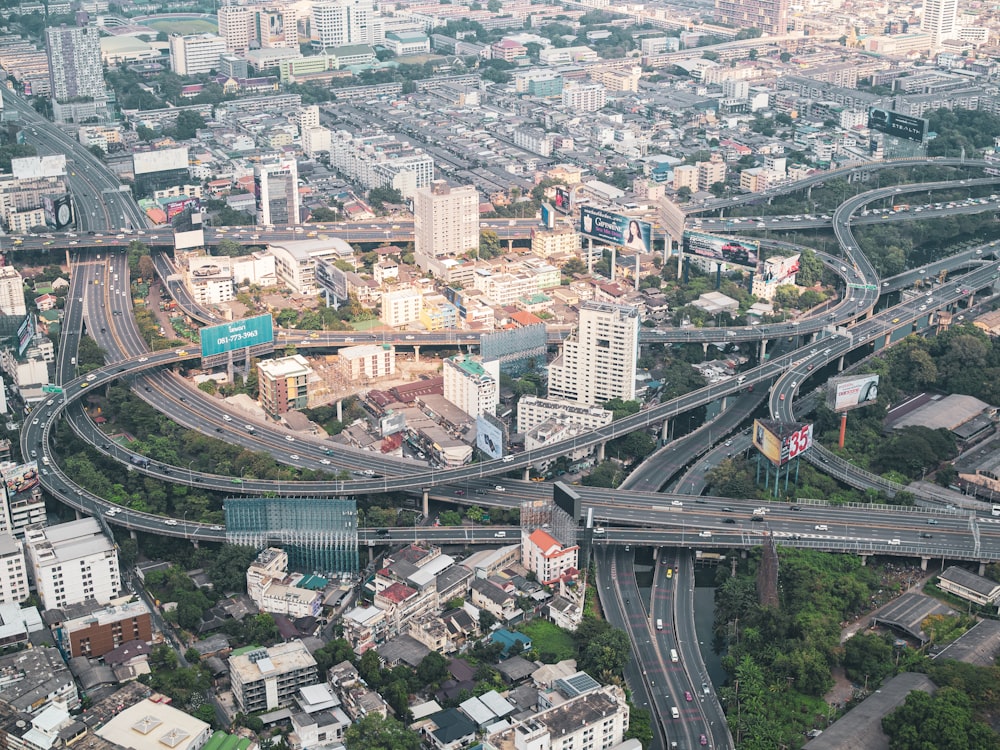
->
(80, 382, 89, 388)
(104, 508, 118, 516)
(927, 519, 939, 525)
(815, 524, 828, 531)
(722, 517, 736, 523)
(138, 357, 148, 363)
(700, 734, 708, 746)
(790, 505, 802, 511)
(285, 435, 295, 442)
(685, 691, 693, 702)
(702, 682, 711, 695)
(666, 567, 673, 578)
(724, 440, 732, 446)
(921, 532, 933, 538)
(289, 454, 300, 460)
(165, 519, 178, 526)
(892, 317, 900, 323)
(32, 418, 39, 425)
(779, 393, 785, 401)
(210, 525, 223, 531)
(455, 489, 465, 496)
(176, 350, 188, 356)
(405, 335, 415, 340)
(319, 458, 331, 465)
(671, 500, 683, 507)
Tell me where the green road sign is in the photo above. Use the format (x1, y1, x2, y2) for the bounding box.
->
(42, 385, 63, 394)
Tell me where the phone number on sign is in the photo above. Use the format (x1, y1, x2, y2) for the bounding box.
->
(215, 330, 261, 346)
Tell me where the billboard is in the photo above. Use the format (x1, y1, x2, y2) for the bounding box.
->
(554, 187, 571, 214)
(541, 203, 555, 230)
(827, 374, 880, 412)
(200, 314, 275, 357)
(11, 154, 66, 180)
(683, 230, 760, 268)
(16, 315, 33, 357)
(752, 420, 813, 467)
(133, 146, 189, 175)
(580, 206, 652, 253)
(53, 194, 73, 229)
(867, 109, 927, 144)
(3, 461, 38, 497)
(165, 196, 201, 221)
(380, 411, 406, 437)
(476, 413, 505, 460)
(761, 254, 800, 283)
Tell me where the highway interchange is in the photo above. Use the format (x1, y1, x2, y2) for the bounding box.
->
(8, 82, 1000, 748)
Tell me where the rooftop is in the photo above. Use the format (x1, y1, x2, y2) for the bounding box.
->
(96, 698, 210, 750)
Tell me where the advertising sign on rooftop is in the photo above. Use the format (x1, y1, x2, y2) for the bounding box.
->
(827, 374, 880, 413)
(580, 206, 652, 253)
(867, 109, 927, 144)
(683, 231, 760, 269)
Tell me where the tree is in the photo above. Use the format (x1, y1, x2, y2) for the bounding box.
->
(417, 651, 449, 687)
(676, 186, 692, 202)
(562, 257, 587, 276)
(479, 229, 502, 259)
(882, 687, 1000, 750)
(487, 0, 501, 10)
(710, 181, 727, 198)
(171, 110, 206, 140)
(214, 239, 245, 257)
(603, 398, 640, 420)
(343, 714, 421, 750)
(479, 609, 497, 632)
(580, 629, 631, 680)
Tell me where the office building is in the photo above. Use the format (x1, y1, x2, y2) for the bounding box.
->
(516, 396, 613, 434)
(672, 164, 698, 192)
(45, 24, 110, 122)
(256, 7, 298, 48)
(413, 180, 479, 258)
(714, 0, 788, 36)
(443, 355, 499, 418)
(0, 535, 27, 605)
(256, 158, 300, 226)
(218, 5, 253, 53)
(24, 518, 120, 610)
(48, 598, 153, 658)
(230, 640, 319, 714)
(923, 0, 958, 49)
(547, 302, 640, 406)
(0, 268, 26, 318)
(311, 0, 380, 49)
(246, 548, 322, 619)
(257, 354, 313, 416)
(169, 33, 227, 76)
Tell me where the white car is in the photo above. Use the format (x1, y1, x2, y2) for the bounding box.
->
(671, 500, 683, 507)
(285, 435, 295, 442)
(165, 519, 178, 526)
(320, 458, 331, 465)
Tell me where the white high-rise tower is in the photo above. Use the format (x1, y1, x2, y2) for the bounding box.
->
(922, 0, 958, 49)
(547, 302, 640, 406)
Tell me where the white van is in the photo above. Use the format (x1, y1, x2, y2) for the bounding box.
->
(670, 649, 679, 663)
(888, 539, 900, 545)
(815, 524, 828, 531)
(656, 619, 663, 631)
(699, 531, 712, 538)
(670, 706, 679, 719)
(494, 531, 507, 538)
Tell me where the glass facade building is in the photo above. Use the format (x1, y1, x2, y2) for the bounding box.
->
(225, 497, 358, 574)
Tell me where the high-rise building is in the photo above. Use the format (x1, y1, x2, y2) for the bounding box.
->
(923, 0, 958, 49)
(45, 25, 110, 123)
(169, 33, 227, 76)
(443, 354, 500, 418)
(24, 518, 120, 610)
(218, 5, 253, 53)
(311, 0, 381, 49)
(0, 268, 26, 318)
(547, 301, 640, 406)
(0, 534, 27, 605)
(714, 0, 788, 36)
(256, 158, 300, 226)
(413, 180, 479, 258)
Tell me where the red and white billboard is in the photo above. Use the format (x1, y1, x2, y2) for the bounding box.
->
(752, 420, 813, 467)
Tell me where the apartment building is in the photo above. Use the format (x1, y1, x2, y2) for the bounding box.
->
(230, 640, 319, 714)
(338, 344, 396, 381)
(561, 82, 606, 112)
(0, 268, 26, 317)
(515, 396, 614, 434)
(547, 302, 640, 406)
(696, 154, 727, 192)
(257, 355, 314, 416)
(256, 158, 300, 226)
(522, 529, 579, 586)
(531, 228, 581, 259)
(413, 180, 479, 258)
(24, 518, 120, 609)
(186, 255, 234, 306)
(497, 685, 629, 750)
(443, 355, 500, 419)
(381, 287, 423, 328)
(49, 598, 153, 658)
(0, 535, 27, 605)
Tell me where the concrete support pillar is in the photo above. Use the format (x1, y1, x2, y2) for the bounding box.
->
(422, 489, 429, 518)
(610, 246, 616, 282)
(979, 561, 986, 576)
(413, 345, 419, 363)
(191, 540, 199, 549)
(597, 442, 606, 462)
(507, 239, 513, 252)
(661, 418, 670, 442)
(702, 342, 709, 355)
(922, 557, 931, 572)
(837, 355, 845, 372)
(523, 467, 531, 482)
(859, 555, 868, 566)
(130, 530, 138, 541)
(759, 338, 767, 361)
(720, 396, 728, 413)
(75, 509, 82, 520)
(883, 332, 891, 348)
(810, 331, 818, 344)
(336, 400, 343, 423)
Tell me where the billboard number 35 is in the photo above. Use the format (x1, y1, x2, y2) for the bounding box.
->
(785, 425, 813, 460)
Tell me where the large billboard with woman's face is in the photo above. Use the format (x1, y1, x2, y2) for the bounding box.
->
(579, 207, 652, 253)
